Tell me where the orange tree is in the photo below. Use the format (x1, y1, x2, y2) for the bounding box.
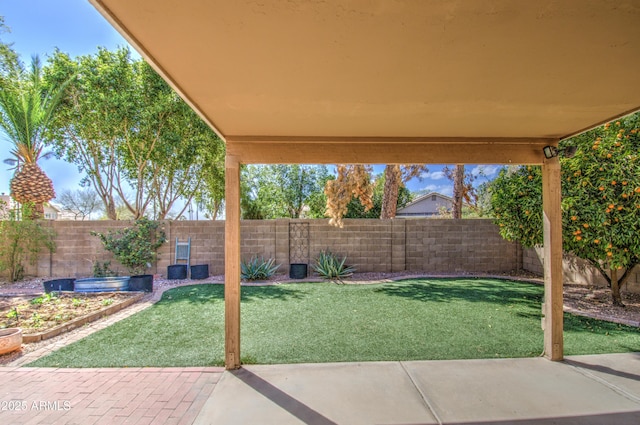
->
(489, 165, 543, 248)
(489, 113, 640, 306)
(563, 115, 640, 306)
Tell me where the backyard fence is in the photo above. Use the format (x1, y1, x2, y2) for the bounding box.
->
(7, 218, 639, 293)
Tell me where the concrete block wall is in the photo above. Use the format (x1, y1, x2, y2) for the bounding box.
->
(308, 219, 396, 273)
(11, 219, 637, 295)
(33, 220, 134, 278)
(523, 246, 640, 293)
(405, 219, 520, 273)
(12, 218, 519, 279)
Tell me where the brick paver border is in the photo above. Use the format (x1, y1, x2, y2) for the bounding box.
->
(0, 367, 223, 425)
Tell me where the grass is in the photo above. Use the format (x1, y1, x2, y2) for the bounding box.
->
(28, 278, 640, 367)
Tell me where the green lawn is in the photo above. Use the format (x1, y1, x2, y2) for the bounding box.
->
(28, 278, 640, 367)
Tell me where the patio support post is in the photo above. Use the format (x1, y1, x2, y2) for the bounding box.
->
(542, 156, 563, 361)
(225, 154, 241, 369)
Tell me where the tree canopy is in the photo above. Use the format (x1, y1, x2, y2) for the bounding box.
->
(241, 165, 330, 219)
(44, 48, 225, 220)
(488, 113, 640, 305)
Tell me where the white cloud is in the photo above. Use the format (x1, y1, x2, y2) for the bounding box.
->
(470, 165, 501, 178)
(420, 184, 453, 197)
(423, 171, 446, 180)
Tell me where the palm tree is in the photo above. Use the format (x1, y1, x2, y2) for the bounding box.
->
(0, 56, 66, 219)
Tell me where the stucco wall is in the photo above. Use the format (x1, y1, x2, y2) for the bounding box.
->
(523, 246, 640, 294)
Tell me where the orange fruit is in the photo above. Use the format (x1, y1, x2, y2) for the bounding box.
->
(571, 216, 577, 221)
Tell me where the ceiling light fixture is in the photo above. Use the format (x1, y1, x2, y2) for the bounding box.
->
(543, 145, 577, 159)
(542, 146, 558, 159)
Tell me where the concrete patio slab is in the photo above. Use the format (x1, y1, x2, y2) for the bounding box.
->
(194, 361, 438, 425)
(404, 356, 640, 424)
(564, 352, 640, 403)
(1, 354, 639, 424)
(195, 355, 640, 425)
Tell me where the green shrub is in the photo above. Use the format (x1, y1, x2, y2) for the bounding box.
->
(91, 218, 166, 275)
(241, 256, 280, 281)
(93, 260, 117, 277)
(0, 204, 56, 282)
(312, 250, 355, 283)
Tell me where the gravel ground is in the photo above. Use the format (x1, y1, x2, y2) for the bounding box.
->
(0, 272, 638, 366)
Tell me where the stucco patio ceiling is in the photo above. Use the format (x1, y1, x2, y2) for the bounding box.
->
(91, 0, 640, 153)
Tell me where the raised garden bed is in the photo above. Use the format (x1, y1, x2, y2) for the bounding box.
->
(0, 292, 143, 343)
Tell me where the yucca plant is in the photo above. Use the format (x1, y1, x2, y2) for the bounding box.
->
(312, 250, 355, 283)
(241, 256, 280, 281)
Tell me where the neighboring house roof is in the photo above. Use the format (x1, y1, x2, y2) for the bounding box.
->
(397, 192, 454, 217)
(43, 204, 60, 220)
(48, 203, 84, 220)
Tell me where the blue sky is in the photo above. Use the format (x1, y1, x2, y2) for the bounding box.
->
(0, 0, 132, 197)
(0, 0, 500, 201)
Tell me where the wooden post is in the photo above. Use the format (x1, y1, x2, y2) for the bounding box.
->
(225, 154, 241, 369)
(542, 156, 563, 361)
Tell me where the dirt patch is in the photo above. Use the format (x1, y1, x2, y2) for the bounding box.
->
(0, 292, 140, 335)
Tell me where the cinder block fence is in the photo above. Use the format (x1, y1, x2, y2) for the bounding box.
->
(26, 219, 518, 278)
(9, 218, 638, 293)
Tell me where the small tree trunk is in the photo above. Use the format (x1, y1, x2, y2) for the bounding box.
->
(105, 199, 117, 220)
(452, 165, 464, 219)
(610, 267, 625, 307)
(380, 165, 400, 219)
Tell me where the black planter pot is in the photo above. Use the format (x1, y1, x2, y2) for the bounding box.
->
(289, 263, 308, 279)
(167, 264, 188, 280)
(129, 274, 154, 292)
(43, 278, 75, 293)
(190, 264, 209, 280)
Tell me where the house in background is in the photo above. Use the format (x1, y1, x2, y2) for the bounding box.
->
(396, 192, 453, 217)
(45, 204, 83, 221)
(1, 194, 81, 220)
(0, 193, 17, 220)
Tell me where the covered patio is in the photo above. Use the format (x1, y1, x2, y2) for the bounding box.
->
(90, 0, 640, 370)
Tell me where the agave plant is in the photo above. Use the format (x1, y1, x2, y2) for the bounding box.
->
(241, 256, 280, 281)
(312, 249, 355, 283)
